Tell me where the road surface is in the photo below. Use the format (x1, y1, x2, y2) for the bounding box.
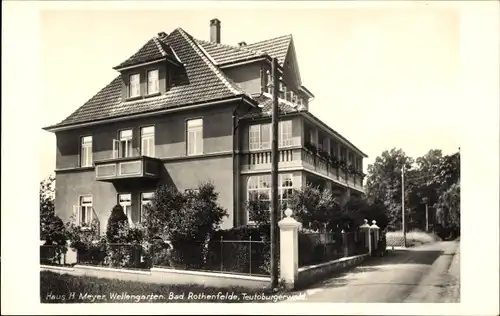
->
(289, 240, 460, 303)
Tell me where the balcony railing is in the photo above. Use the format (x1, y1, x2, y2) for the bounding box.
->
(95, 156, 162, 182)
(241, 146, 364, 192)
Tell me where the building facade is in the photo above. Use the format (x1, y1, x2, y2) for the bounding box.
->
(44, 19, 367, 233)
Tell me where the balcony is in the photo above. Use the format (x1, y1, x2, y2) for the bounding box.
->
(241, 147, 365, 192)
(95, 156, 162, 182)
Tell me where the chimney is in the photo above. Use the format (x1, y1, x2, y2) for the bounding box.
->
(210, 18, 221, 43)
(157, 32, 168, 39)
(238, 41, 247, 47)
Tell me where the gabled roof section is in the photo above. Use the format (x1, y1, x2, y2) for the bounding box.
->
(46, 28, 247, 130)
(245, 34, 292, 66)
(195, 39, 266, 66)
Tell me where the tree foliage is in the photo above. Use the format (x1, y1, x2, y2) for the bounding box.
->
(364, 147, 460, 237)
(40, 175, 66, 245)
(288, 184, 342, 231)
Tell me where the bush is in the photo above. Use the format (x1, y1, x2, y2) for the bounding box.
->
(142, 182, 228, 269)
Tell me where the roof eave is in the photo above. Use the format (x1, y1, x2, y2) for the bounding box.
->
(112, 57, 168, 72)
(43, 94, 255, 133)
(299, 86, 315, 98)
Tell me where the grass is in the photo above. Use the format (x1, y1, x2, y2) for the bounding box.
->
(386, 230, 442, 247)
(40, 271, 280, 303)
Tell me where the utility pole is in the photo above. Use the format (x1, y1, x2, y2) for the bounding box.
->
(401, 164, 407, 247)
(425, 203, 429, 232)
(270, 57, 279, 289)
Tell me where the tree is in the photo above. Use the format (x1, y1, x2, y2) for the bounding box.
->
(344, 195, 389, 231)
(433, 152, 460, 237)
(40, 175, 66, 245)
(365, 148, 414, 230)
(288, 184, 342, 231)
(141, 182, 228, 269)
(106, 204, 129, 243)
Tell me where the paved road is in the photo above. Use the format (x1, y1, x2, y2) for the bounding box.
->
(290, 240, 460, 303)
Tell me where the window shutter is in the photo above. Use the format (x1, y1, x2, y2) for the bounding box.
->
(112, 139, 119, 159)
(73, 205, 80, 226)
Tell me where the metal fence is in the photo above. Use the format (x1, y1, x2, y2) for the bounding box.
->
(40, 244, 67, 265)
(54, 237, 271, 276)
(151, 237, 271, 276)
(298, 231, 368, 268)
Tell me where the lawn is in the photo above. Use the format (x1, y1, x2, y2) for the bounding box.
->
(386, 230, 442, 247)
(40, 271, 280, 303)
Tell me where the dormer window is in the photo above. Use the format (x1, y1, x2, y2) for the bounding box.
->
(147, 69, 159, 95)
(129, 73, 140, 98)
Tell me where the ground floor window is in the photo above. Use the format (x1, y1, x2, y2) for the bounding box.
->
(140, 192, 155, 221)
(247, 173, 294, 223)
(118, 193, 132, 225)
(75, 195, 93, 226)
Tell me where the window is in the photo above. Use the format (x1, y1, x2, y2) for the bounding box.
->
(247, 173, 294, 222)
(266, 71, 273, 94)
(286, 91, 294, 102)
(249, 121, 292, 150)
(279, 120, 293, 147)
(187, 118, 203, 156)
(147, 69, 159, 95)
(76, 195, 93, 226)
(80, 136, 93, 167)
(118, 193, 132, 225)
(129, 73, 140, 98)
(140, 126, 155, 157)
(140, 192, 154, 222)
(279, 82, 286, 99)
(114, 129, 133, 158)
(279, 174, 294, 216)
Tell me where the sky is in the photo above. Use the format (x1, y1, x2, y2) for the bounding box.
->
(39, 4, 461, 180)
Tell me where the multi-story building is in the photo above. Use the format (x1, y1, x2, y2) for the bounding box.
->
(43, 18, 368, 233)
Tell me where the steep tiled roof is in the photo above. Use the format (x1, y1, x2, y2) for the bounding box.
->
(50, 28, 246, 128)
(244, 34, 292, 66)
(194, 35, 292, 66)
(195, 39, 266, 65)
(113, 37, 179, 70)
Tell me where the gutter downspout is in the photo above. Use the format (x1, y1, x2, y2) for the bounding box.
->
(232, 95, 260, 227)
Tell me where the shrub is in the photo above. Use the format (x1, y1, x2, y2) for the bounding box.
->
(142, 182, 228, 269)
(289, 185, 342, 231)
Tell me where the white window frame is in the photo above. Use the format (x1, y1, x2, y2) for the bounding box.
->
(80, 136, 93, 167)
(129, 73, 140, 98)
(118, 193, 133, 225)
(266, 71, 273, 94)
(187, 118, 203, 156)
(114, 129, 133, 158)
(249, 123, 270, 150)
(279, 120, 293, 147)
(147, 69, 159, 95)
(75, 195, 93, 227)
(247, 173, 294, 223)
(140, 192, 154, 223)
(140, 126, 155, 157)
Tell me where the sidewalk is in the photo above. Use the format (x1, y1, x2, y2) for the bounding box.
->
(442, 242, 460, 302)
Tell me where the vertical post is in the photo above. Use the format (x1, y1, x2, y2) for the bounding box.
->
(249, 236, 252, 275)
(425, 203, 429, 232)
(220, 236, 223, 272)
(401, 165, 407, 247)
(270, 57, 280, 289)
(278, 208, 300, 290)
